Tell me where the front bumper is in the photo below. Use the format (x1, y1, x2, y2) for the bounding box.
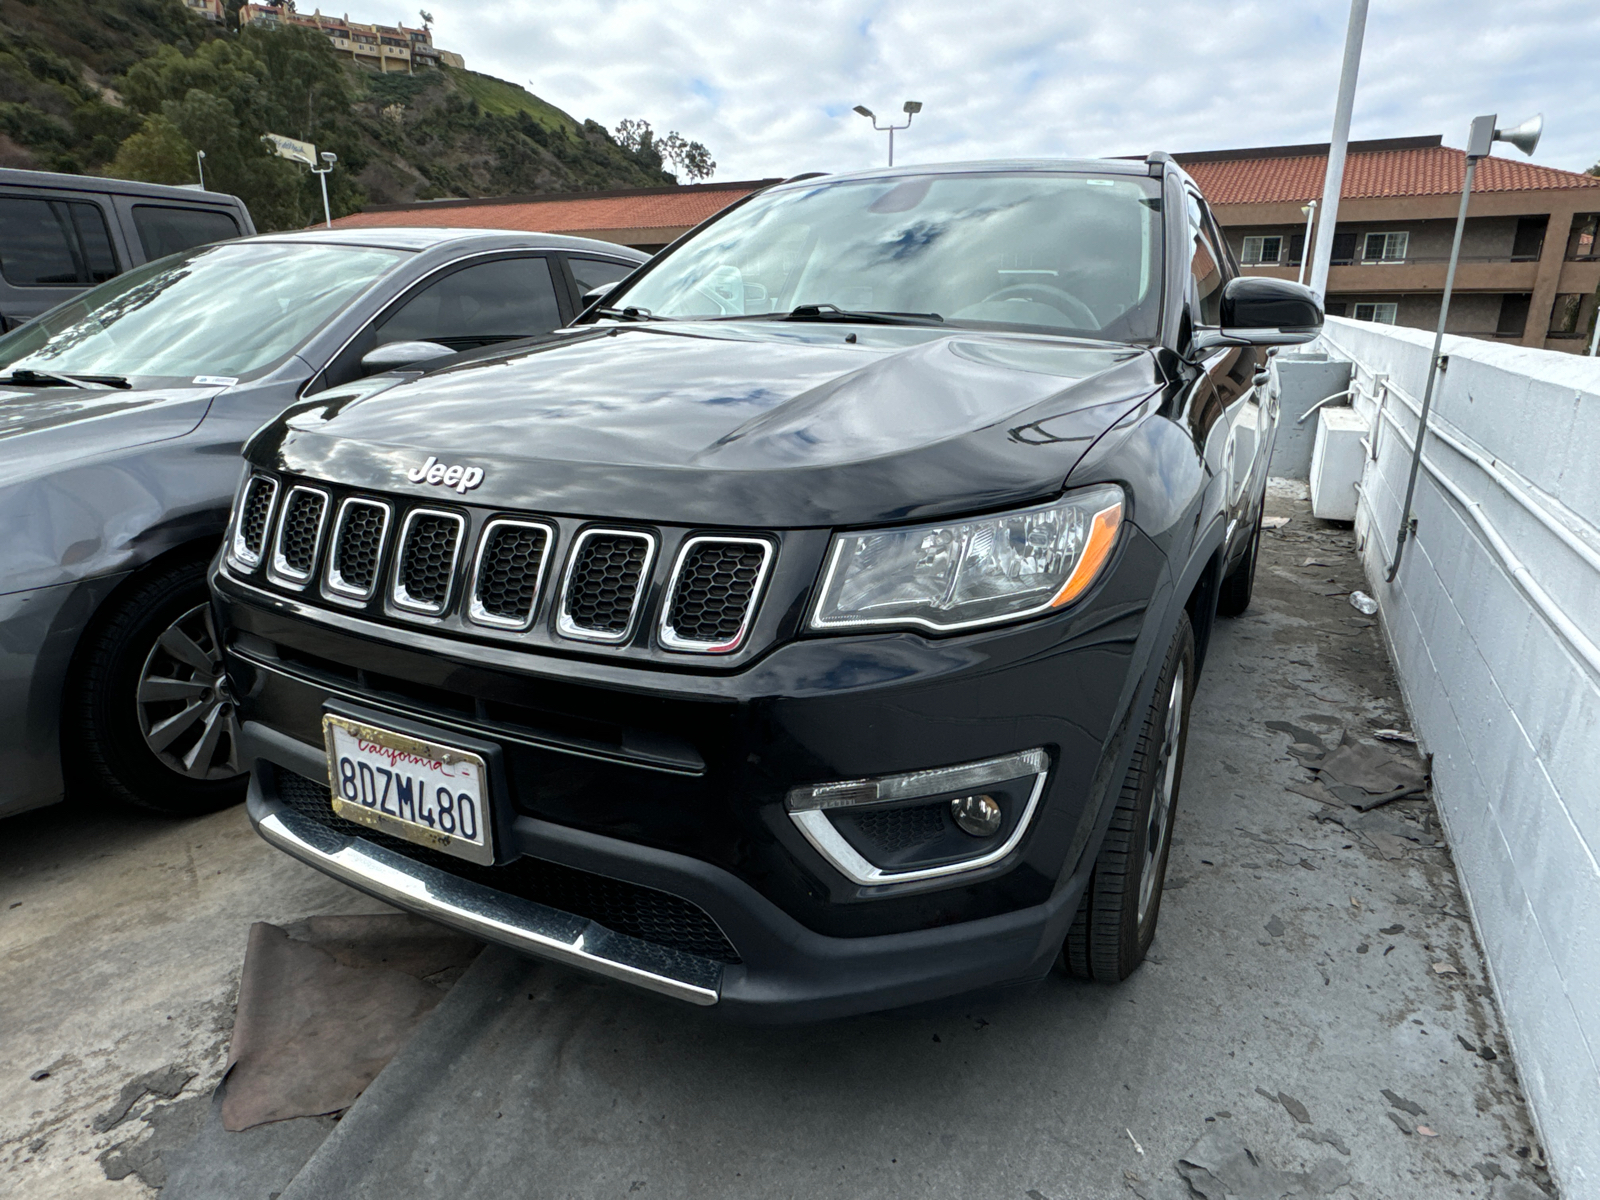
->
(217, 524, 1172, 1019)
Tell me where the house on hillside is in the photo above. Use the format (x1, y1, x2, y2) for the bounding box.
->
(239, 3, 464, 73)
(1179, 135, 1600, 352)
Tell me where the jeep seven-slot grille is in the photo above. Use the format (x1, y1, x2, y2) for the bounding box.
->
(235, 476, 277, 563)
(562, 532, 651, 638)
(272, 768, 740, 963)
(395, 511, 463, 612)
(664, 539, 769, 650)
(275, 489, 327, 579)
(329, 500, 387, 597)
(471, 521, 551, 627)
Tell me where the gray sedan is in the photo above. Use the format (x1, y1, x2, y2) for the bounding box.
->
(0, 226, 646, 818)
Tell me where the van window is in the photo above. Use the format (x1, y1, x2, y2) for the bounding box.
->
(132, 205, 241, 260)
(0, 197, 120, 286)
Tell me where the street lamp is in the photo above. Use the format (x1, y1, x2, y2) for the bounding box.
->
(853, 100, 922, 167)
(311, 150, 337, 229)
(195, 149, 206, 191)
(1384, 111, 1542, 583)
(1297, 200, 1316, 285)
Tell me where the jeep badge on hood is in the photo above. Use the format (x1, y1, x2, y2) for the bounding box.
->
(406, 456, 484, 494)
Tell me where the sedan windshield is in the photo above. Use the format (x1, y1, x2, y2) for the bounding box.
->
(611, 172, 1164, 341)
(0, 241, 408, 381)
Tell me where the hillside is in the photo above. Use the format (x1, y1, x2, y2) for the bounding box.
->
(0, 0, 675, 228)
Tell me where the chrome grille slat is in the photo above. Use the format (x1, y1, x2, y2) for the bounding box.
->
(659, 536, 772, 653)
(391, 508, 465, 615)
(230, 475, 278, 568)
(557, 529, 655, 644)
(468, 519, 554, 630)
(269, 486, 329, 588)
(324, 497, 390, 602)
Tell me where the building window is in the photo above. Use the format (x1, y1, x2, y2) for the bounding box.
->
(1548, 294, 1586, 337)
(1324, 301, 1348, 317)
(1352, 302, 1398, 324)
(1361, 232, 1409, 263)
(1495, 294, 1531, 338)
(1510, 216, 1547, 262)
(1330, 231, 1358, 265)
(1240, 235, 1283, 265)
(1287, 233, 1305, 267)
(1566, 214, 1599, 261)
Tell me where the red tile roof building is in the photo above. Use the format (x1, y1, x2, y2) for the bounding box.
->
(328, 180, 782, 253)
(1176, 136, 1600, 351)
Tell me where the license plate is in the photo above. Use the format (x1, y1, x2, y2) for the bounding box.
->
(322, 714, 493, 865)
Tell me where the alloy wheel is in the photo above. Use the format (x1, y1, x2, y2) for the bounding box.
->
(1137, 659, 1185, 928)
(134, 603, 243, 781)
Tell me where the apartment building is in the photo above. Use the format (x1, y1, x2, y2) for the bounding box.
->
(181, 0, 225, 21)
(1178, 136, 1600, 352)
(239, 4, 463, 72)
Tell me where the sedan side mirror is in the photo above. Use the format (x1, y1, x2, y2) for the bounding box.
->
(1195, 277, 1324, 350)
(359, 340, 455, 376)
(581, 283, 618, 310)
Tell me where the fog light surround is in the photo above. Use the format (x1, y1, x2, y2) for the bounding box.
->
(785, 749, 1049, 886)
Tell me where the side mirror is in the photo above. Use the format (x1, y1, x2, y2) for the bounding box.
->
(581, 283, 618, 310)
(1195, 277, 1324, 349)
(359, 340, 455, 376)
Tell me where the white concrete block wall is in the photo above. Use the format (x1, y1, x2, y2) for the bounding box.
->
(1317, 316, 1600, 1196)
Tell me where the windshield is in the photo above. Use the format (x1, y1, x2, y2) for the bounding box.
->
(0, 241, 408, 381)
(611, 172, 1164, 341)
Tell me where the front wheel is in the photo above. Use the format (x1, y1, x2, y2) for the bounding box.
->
(1060, 610, 1194, 981)
(66, 556, 248, 816)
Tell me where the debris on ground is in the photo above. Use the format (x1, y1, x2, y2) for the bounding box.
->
(1277, 1093, 1312, 1125)
(1177, 1128, 1350, 1199)
(1382, 1089, 1425, 1116)
(1299, 1128, 1351, 1156)
(1386, 1110, 1416, 1135)
(1374, 728, 1417, 745)
(1262, 515, 1291, 529)
(1348, 590, 1379, 615)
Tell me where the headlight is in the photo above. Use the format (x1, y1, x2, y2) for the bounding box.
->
(810, 484, 1124, 633)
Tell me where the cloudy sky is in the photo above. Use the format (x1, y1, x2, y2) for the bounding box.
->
(401, 1, 1599, 179)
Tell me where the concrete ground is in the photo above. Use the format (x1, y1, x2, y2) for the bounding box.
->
(1, 482, 1555, 1199)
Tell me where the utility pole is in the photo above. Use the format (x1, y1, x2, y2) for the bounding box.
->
(1307, 0, 1370, 301)
(853, 102, 922, 167)
(195, 149, 206, 191)
(311, 151, 336, 228)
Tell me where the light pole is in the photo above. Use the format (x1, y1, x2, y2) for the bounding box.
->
(195, 149, 206, 191)
(1297, 200, 1316, 285)
(1384, 112, 1543, 583)
(311, 151, 337, 228)
(1308, 0, 1370, 301)
(853, 101, 922, 167)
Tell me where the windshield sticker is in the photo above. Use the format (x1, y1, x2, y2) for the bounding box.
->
(193, 376, 239, 386)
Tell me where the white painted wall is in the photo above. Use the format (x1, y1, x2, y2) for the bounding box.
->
(1317, 316, 1600, 1196)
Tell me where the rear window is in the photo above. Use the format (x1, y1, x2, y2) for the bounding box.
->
(0, 196, 119, 287)
(132, 205, 241, 260)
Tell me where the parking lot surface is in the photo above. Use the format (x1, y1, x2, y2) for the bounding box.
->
(1, 483, 1554, 1199)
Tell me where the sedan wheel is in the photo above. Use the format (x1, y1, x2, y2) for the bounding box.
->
(135, 603, 243, 781)
(68, 555, 249, 816)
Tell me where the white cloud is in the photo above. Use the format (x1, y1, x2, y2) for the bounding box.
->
(394, 1, 1599, 178)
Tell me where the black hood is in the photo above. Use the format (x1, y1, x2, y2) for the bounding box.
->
(262, 324, 1159, 528)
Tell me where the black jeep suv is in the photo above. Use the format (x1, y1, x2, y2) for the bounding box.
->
(211, 158, 1320, 1020)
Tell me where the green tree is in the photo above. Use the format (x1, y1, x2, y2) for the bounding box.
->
(107, 112, 195, 185)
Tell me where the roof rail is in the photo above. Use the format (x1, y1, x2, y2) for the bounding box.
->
(1145, 151, 1174, 179)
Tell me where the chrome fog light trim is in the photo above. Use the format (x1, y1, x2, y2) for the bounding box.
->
(786, 749, 1049, 886)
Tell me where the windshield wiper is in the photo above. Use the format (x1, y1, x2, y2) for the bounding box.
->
(589, 305, 669, 322)
(0, 368, 132, 390)
(779, 303, 943, 326)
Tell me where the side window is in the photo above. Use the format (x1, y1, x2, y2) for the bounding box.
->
(1185, 194, 1225, 327)
(376, 256, 562, 351)
(132, 205, 241, 260)
(0, 197, 119, 286)
(568, 256, 637, 296)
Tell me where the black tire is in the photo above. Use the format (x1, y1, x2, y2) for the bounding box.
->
(1060, 610, 1195, 982)
(1216, 505, 1263, 617)
(65, 555, 247, 816)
